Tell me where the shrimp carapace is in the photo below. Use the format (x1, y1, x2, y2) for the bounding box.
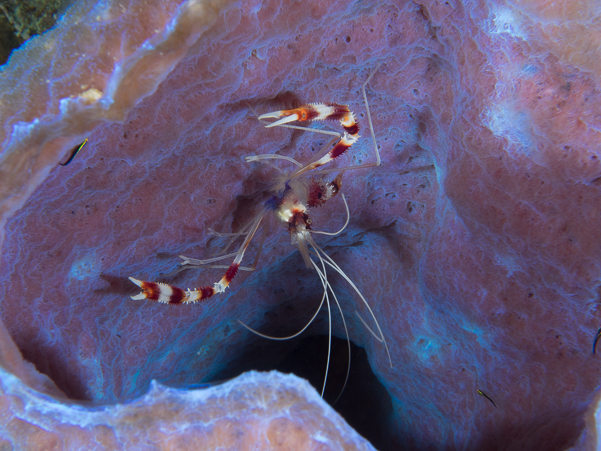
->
(128, 65, 391, 400)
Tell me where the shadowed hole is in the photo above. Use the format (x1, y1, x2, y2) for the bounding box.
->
(208, 334, 398, 451)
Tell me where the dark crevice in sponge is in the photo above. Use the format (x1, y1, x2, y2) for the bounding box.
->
(210, 334, 400, 451)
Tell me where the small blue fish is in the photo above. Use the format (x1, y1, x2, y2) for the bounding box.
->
(59, 138, 88, 166)
(593, 328, 601, 355)
(477, 389, 497, 408)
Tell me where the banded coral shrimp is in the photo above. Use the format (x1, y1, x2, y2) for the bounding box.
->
(128, 65, 392, 399)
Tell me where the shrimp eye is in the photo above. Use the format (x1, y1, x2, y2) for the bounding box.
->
(306, 217, 313, 225)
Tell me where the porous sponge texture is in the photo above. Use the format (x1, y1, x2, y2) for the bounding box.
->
(0, 0, 600, 449)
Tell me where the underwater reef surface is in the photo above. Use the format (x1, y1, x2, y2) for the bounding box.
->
(0, 366, 374, 449)
(1, 0, 600, 449)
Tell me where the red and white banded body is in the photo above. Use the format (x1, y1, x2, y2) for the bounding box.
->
(263, 103, 360, 170)
(130, 102, 359, 303)
(127, 66, 392, 399)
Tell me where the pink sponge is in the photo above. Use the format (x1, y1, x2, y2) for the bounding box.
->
(0, 367, 375, 449)
(1, 0, 601, 449)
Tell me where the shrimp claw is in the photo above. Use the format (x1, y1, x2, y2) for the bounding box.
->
(129, 210, 265, 304)
(260, 103, 360, 172)
(128, 277, 218, 304)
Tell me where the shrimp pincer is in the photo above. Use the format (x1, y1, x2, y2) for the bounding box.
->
(128, 210, 265, 304)
(128, 65, 392, 398)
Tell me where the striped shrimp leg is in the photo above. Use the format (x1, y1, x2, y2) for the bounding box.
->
(259, 103, 360, 170)
(129, 209, 266, 305)
(128, 278, 218, 305)
(128, 260, 240, 305)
